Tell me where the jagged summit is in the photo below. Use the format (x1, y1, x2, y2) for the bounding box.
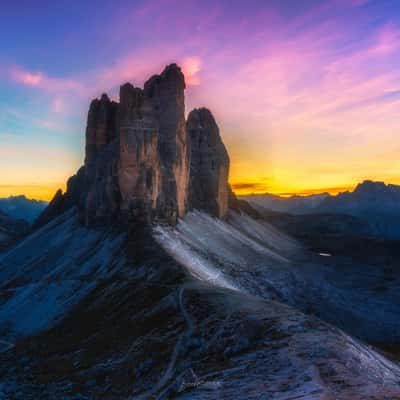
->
(0, 195, 47, 224)
(36, 64, 233, 228)
(353, 179, 400, 195)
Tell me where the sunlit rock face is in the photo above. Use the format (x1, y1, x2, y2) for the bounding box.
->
(37, 64, 232, 227)
(84, 64, 189, 225)
(144, 64, 189, 221)
(81, 64, 189, 226)
(118, 64, 189, 223)
(118, 82, 161, 221)
(187, 108, 230, 218)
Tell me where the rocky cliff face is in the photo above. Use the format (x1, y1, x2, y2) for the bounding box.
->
(187, 108, 230, 218)
(36, 64, 233, 228)
(144, 65, 189, 220)
(118, 64, 189, 223)
(118, 82, 160, 222)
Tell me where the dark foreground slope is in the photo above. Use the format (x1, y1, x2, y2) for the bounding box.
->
(0, 210, 28, 252)
(0, 210, 399, 399)
(156, 210, 400, 350)
(0, 196, 47, 224)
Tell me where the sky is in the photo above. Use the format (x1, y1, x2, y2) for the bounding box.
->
(1, 0, 400, 200)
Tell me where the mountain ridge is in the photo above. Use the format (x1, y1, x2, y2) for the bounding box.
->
(0, 209, 29, 251)
(242, 180, 400, 215)
(0, 195, 47, 224)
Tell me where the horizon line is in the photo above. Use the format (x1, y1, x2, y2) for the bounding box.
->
(2, 179, 398, 202)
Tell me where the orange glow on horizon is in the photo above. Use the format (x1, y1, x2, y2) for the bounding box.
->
(0, 184, 65, 202)
(4, 177, 400, 202)
(0, 180, 372, 202)
(2, 180, 356, 201)
(230, 181, 356, 197)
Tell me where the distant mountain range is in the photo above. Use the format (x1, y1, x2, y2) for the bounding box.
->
(241, 192, 330, 214)
(0, 195, 47, 224)
(242, 180, 400, 239)
(242, 180, 400, 216)
(0, 209, 29, 251)
(317, 180, 400, 216)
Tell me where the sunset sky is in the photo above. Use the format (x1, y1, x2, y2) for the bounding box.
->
(1, 0, 400, 200)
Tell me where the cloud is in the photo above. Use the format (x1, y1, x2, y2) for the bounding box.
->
(7, 48, 202, 103)
(230, 181, 354, 196)
(277, 186, 354, 196)
(9, 66, 86, 95)
(230, 181, 270, 193)
(182, 57, 202, 86)
(11, 68, 44, 86)
(3, 0, 400, 196)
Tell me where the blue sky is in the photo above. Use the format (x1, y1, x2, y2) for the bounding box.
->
(1, 0, 400, 199)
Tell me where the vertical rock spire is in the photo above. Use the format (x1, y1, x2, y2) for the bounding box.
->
(144, 63, 189, 221)
(85, 93, 118, 167)
(36, 63, 232, 228)
(187, 108, 230, 218)
(118, 82, 161, 221)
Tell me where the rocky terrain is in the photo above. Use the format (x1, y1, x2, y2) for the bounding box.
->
(187, 108, 230, 218)
(0, 64, 399, 399)
(243, 180, 400, 216)
(242, 192, 330, 214)
(0, 195, 47, 224)
(36, 64, 230, 229)
(243, 180, 400, 240)
(0, 210, 29, 252)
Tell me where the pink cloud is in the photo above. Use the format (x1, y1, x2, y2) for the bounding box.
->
(9, 66, 86, 95)
(372, 23, 400, 55)
(182, 57, 202, 86)
(8, 47, 203, 108)
(3, 0, 400, 194)
(4, 0, 400, 187)
(11, 68, 44, 86)
(6, 2, 399, 132)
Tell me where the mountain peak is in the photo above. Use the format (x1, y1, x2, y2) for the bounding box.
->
(37, 63, 233, 228)
(0, 195, 47, 224)
(354, 180, 400, 196)
(355, 180, 386, 191)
